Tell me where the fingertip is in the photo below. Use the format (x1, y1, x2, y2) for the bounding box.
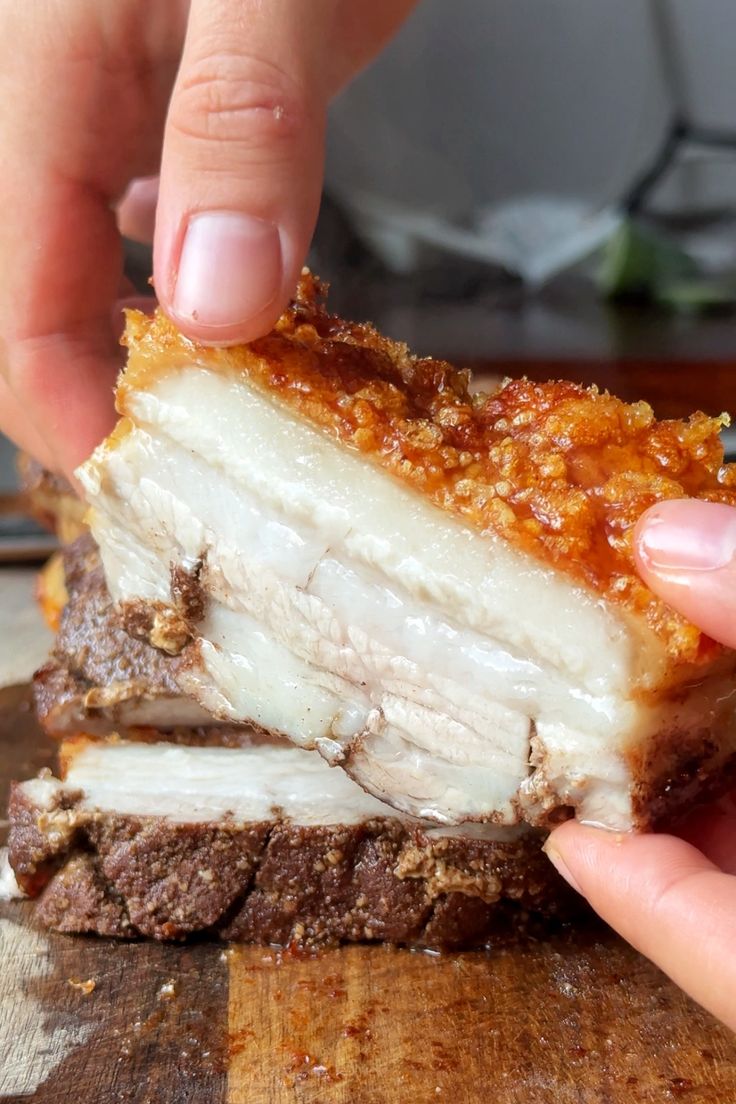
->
(557, 825, 736, 1031)
(157, 211, 290, 347)
(542, 834, 583, 895)
(117, 176, 160, 245)
(547, 821, 719, 930)
(634, 499, 736, 647)
(544, 820, 621, 897)
(634, 499, 736, 577)
(152, 0, 326, 351)
(31, 347, 121, 480)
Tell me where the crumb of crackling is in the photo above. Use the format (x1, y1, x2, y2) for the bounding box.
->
(68, 977, 96, 995)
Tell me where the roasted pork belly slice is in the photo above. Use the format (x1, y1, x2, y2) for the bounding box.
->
(78, 275, 736, 830)
(7, 738, 566, 948)
(33, 533, 248, 741)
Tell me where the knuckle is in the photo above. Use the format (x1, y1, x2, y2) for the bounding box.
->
(170, 52, 307, 149)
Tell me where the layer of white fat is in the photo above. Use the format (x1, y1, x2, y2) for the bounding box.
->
(0, 849, 24, 900)
(92, 367, 652, 692)
(19, 742, 525, 841)
(78, 365, 665, 828)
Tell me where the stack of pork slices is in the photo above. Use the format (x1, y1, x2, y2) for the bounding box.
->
(8, 508, 566, 949)
(10, 275, 736, 948)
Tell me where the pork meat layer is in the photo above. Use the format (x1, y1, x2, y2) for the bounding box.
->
(78, 274, 736, 830)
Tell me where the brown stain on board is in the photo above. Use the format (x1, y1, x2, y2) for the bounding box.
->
(225, 939, 736, 1104)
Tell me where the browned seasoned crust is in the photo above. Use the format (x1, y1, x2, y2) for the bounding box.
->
(32, 533, 243, 740)
(631, 740, 736, 829)
(16, 453, 86, 543)
(60, 534, 183, 692)
(8, 785, 575, 950)
(120, 272, 736, 665)
(33, 534, 179, 731)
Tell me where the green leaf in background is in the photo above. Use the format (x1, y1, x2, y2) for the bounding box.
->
(654, 276, 736, 313)
(599, 220, 696, 300)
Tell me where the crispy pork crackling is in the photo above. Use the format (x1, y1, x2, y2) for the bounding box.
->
(77, 273, 736, 831)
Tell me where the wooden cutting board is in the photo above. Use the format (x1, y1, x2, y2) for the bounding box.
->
(2, 684, 736, 1103)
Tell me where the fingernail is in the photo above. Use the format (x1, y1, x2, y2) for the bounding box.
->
(542, 840, 583, 894)
(172, 212, 282, 330)
(636, 500, 736, 573)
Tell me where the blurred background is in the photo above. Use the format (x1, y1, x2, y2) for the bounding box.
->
(5, 0, 736, 556)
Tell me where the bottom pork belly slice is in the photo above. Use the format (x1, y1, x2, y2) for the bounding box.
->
(78, 288, 736, 832)
(7, 738, 567, 948)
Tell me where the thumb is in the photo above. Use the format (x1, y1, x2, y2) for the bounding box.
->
(545, 820, 736, 1031)
(154, 0, 329, 345)
(634, 499, 736, 648)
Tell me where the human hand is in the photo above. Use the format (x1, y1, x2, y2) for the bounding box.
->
(0, 0, 416, 477)
(546, 499, 736, 1031)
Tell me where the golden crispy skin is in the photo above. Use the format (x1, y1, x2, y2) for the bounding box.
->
(119, 273, 736, 665)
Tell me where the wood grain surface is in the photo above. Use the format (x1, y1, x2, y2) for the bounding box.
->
(1, 683, 736, 1103)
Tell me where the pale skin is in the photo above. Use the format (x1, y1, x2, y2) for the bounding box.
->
(0, 0, 418, 474)
(1, 0, 734, 1033)
(547, 498, 736, 1033)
